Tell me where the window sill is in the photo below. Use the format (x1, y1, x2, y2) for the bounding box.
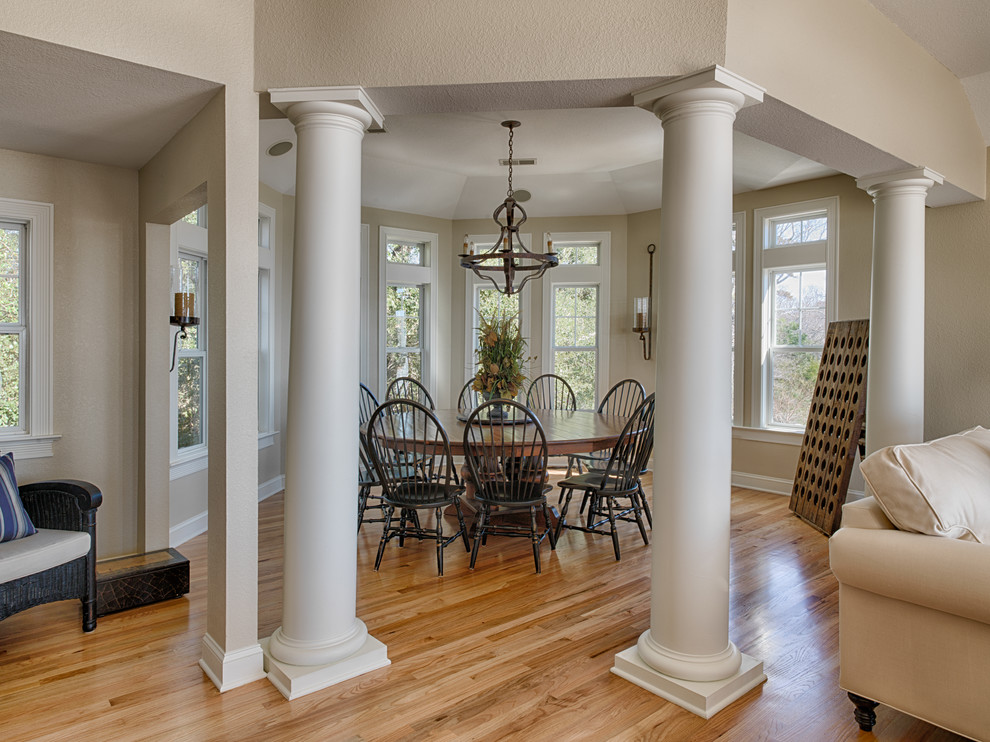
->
(0, 433, 61, 460)
(732, 426, 804, 446)
(170, 449, 209, 480)
(259, 431, 279, 450)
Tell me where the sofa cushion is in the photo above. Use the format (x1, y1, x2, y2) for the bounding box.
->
(0, 528, 91, 583)
(860, 426, 990, 543)
(0, 451, 36, 542)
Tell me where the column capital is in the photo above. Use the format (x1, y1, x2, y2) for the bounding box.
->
(856, 167, 944, 196)
(269, 85, 384, 130)
(633, 65, 764, 115)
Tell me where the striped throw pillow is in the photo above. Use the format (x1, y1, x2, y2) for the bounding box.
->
(0, 451, 36, 542)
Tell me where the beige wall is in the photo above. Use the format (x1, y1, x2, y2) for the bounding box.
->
(926, 147, 990, 441)
(0, 148, 140, 557)
(255, 0, 727, 90)
(725, 0, 985, 200)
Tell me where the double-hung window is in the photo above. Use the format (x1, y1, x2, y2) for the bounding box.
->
(731, 212, 745, 424)
(0, 198, 55, 458)
(753, 198, 837, 428)
(542, 233, 610, 410)
(171, 213, 208, 474)
(380, 227, 438, 394)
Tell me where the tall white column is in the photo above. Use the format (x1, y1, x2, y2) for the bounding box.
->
(263, 87, 389, 700)
(857, 168, 942, 454)
(613, 67, 766, 718)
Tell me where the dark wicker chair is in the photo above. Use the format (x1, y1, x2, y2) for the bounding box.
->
(525, 373, 576, 411)
(462, 400, 557, 573)
(567, 378, 646, 476)
(386, 376, 435, 410)
(555, 394, 655, 560)
(365, 399, 470, 575)
(0, 480, 102, 631)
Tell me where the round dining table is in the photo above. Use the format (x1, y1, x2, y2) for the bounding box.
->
(431, 407, 631, 457)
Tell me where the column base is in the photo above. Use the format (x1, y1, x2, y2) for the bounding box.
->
(199, 634, 267, 692)
(261, 635, 390, 700)
(612, 646, 766, 719)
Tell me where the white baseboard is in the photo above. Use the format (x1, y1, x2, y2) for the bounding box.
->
(170, 475, 286, 547)
(170, 510, 209, 548)
(731, 471, 865, 500)
(259, 475, 285, 502)
(199, 633, 267, 693)
(731, 472, 793, 496)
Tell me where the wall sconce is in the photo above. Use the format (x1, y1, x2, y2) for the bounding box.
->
(169, 274, 199, 372)
(633, 243, 656, 360)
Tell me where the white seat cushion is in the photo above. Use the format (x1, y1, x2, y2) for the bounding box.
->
(0, 528, 91, 583)
(861, 426, 990, 543)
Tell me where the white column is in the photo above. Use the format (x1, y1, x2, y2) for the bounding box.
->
(262, 87, 390, 700)
(613, 67, 766, 718)
(857, 168, 942, 454)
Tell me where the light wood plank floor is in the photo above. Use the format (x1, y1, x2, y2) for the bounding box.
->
(0, 477, 967, 741)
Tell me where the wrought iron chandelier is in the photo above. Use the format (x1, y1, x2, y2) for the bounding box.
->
(459, 120, 558, 295)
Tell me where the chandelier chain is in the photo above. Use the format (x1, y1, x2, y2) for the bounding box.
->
(506, 125, 514, 198)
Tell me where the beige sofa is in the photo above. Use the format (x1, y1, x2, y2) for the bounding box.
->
(830, 427, 990, 741)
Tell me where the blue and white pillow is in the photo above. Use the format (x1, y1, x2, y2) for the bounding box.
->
(0, 451, 36, 542)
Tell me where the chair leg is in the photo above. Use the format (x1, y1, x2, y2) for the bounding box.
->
(637, 481, 653, 528)
(848, 692, 878, 732)
(454, 499, 471, 552)
(542, 501, 557, 550)
(374, 507, 394, 570)
(435, 507, 444, 576)
(470, 505, 488, 569)
(82, 597, 97, 632)
(397, 509, 407, 548)
(530, 505, 541, 573)
(555, 489, 573, 541)
(632, 495, 650, 545)
(606, 496, 621, 561)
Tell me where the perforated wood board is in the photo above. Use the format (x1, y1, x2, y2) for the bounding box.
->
(789, 319, 869, 536)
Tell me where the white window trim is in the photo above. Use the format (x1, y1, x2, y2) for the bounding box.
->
(0, 198, 57, 459)
(170, 220, 208, 471)
(751, 197, 838, 430)
(463, 232, 534, 382)
(359, 223, 371, 392)
(379, 226, 439, 396)
(732, 211, 745, 425)
(258, 202, 277, 450)
(540, 231, 611, 408)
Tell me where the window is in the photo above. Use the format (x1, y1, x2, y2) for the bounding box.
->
(753, 198, 837, 429)
(463, 233, 531, 386)
(258, 204, 276, 446)
(0, 199, 55, 458)
(170, 217, 208, 474)
(380, 227, 438, 395)
(541, 232, 610, 410)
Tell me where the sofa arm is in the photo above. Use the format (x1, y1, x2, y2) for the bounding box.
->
(839, 496, 895, 530)
(18, 480, 103, 532)
(830, 527, 990, 624)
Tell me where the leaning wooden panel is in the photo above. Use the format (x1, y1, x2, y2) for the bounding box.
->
(789, 319, 869, 535)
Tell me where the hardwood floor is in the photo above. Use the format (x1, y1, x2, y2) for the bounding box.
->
(0, 477, 967, 741)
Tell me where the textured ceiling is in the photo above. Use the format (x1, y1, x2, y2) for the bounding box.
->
(0, 31, 221, 170)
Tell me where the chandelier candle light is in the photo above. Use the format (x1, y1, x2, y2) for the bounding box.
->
(459, 120, 558, 295)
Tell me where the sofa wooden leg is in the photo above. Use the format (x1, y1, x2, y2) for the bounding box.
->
(849, 692, 879, 731)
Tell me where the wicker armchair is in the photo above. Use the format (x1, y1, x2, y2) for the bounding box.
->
(0, 480, 102, 632)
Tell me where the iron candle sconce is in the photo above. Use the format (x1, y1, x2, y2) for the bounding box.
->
(633, 243, 655, 360)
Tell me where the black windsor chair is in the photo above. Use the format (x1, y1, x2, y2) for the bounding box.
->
(554, 393, 655, 560)
(365, 399, 470, 575)
(525, 373, 577, 411)
(386, 376, 436, 410)
(462, 400, 557, 573)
